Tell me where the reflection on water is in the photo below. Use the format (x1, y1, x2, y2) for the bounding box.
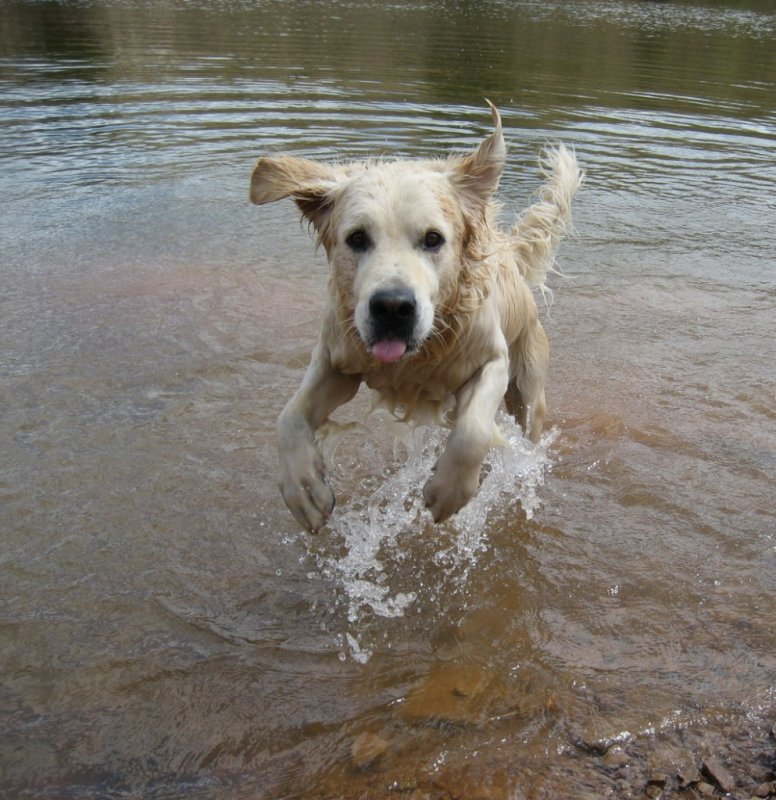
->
(1, 0, 775, 797)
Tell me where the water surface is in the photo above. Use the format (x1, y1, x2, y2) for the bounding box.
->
(1, 1, 775, 797)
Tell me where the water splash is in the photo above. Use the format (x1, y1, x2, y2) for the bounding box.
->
(309, 411, 557, 663)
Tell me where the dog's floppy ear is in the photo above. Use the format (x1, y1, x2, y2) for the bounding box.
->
(450, 101, 506, 210)
(250, 155, 337, 232)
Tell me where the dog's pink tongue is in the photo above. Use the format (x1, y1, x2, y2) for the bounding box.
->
(372, 340, 407, 363)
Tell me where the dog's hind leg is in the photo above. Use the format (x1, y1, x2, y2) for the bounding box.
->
(504, 380, 546, 444)
(505, 323, 549, 443)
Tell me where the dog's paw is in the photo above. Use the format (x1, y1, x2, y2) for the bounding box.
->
(422, 464, 480, 524)
(278, 442, 335, 533)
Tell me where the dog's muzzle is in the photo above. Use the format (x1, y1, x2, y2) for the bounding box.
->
(368, 288, 417, 363)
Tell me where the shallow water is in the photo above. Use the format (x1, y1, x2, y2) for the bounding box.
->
(1, 0, 775, 797)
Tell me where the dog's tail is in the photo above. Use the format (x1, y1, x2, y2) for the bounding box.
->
(511, 144, 583, 292)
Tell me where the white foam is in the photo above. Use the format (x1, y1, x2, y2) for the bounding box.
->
(310, 411, 557, 662)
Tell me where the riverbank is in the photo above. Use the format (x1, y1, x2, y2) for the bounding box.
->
(315, 703, 776, 799)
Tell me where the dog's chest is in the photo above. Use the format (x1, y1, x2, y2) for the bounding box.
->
(362, 362, 462, 425)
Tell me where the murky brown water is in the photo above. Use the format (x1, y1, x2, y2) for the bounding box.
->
(1, 1, 775, 797)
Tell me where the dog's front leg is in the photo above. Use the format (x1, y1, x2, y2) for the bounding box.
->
(277, 342, 360, 532)
(423, 354, 509, 523)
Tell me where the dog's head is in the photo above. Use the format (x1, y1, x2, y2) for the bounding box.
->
(250, 103, 505, 363)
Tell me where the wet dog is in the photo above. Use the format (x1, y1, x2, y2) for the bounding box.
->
(250, 103, 582, 532)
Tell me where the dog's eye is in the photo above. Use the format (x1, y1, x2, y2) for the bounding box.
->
(345, 229, 370, 252)
(423, 230, 444, 250)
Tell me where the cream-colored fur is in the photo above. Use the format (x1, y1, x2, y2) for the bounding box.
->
(250, 103, 582, 532)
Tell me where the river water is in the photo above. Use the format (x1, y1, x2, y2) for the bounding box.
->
(1, 1, 774, 797)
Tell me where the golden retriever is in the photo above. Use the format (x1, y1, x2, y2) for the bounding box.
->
(250, 103, 582, 532)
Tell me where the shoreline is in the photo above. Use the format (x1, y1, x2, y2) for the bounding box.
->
(323, 703, 776, 799)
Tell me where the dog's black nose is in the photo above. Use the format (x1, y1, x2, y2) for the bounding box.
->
(369, 288, 417, 322)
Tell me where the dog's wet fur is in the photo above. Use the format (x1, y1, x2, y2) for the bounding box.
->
(251, 103, 582, 532)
